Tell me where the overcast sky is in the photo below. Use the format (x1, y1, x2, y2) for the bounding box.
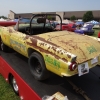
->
(0, 0, 100, 17)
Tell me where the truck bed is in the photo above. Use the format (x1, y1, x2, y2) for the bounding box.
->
(0, 51, 100, 100)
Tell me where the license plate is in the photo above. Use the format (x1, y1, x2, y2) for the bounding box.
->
(78, 62, 89, 76)
(91, 57, 98, 65)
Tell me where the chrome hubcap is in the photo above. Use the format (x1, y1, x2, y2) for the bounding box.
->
(1, 41, 3, 50)
(12, 78, 19, 92)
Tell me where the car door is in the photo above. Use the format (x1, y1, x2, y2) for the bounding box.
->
(10, 31, 27, 57)
(1, 27, 12, 47)
(17, 33, 28, 57)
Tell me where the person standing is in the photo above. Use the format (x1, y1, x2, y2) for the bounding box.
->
(14, 16, 22, 31)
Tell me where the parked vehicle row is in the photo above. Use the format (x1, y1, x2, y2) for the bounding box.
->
(0, 17, 96, 36)
(48, 20, 95, 36)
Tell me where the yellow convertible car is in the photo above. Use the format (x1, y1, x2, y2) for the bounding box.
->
(0, 14, 100, 80)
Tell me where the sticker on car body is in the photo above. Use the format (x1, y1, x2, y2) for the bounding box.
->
(10, 39, 26, 52)
(87, 45, 97, 54)
(44, 55, 61, 70)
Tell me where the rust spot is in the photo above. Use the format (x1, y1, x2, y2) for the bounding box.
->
(9, 28, 13, 33)
(45, 43, 47, 46)
(48, 46, 50, 49)
(32, 35, 60, 47)
(59, 50, 63, 54)
(59, 40, 73, 45)
(67, 54, 71, 58)
(57, 50, 59, 54)
(78, 47, 86, 58)
(39, 42, 45, 46)
(24, 35, 30, 39)
(30, 38, 37, 46)
(26, 39, 68, 62)
(62, 58, 68, 62)
(60, 51, 63, 55)
(26, 35, 69, 63)
(52, 46, 56, 52)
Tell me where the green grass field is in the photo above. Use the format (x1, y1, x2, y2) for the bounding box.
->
(0, 75, 20, 100)
(93, 29, 100, 37)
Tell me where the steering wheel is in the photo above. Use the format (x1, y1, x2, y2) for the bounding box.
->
(25, 27, 31, 34)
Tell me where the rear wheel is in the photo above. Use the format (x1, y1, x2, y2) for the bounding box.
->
(28, 52, 50, 80)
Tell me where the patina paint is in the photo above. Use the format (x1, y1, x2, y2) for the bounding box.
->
(1, 25, 100, 77)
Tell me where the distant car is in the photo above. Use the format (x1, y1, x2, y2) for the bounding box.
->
(93, 24, 100, 29)
(75, 24, 94, 35)
(14, 18, 37, 24)
(50, 21, 59, 28)
(75, 21, 84, 26)
(55, 23, 76, 32)
(68, 23, 76, 28)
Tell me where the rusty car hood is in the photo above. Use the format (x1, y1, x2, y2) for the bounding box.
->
(34, 31, 100, 63)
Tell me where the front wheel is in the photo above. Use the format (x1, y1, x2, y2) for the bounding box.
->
(0, 39, 8, 52)
(10, 75, 19, 95)
(28, 52, 50, 80)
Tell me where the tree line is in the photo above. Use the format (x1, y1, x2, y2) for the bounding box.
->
(70, 11, 94, 22)
(0, 11, 95, 22)
(0, 16, 8, 19)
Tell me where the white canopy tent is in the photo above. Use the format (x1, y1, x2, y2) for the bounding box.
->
(0, 18, 6, 21)
(57, 19, 74, 24)
(86, 20, 100, 25)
